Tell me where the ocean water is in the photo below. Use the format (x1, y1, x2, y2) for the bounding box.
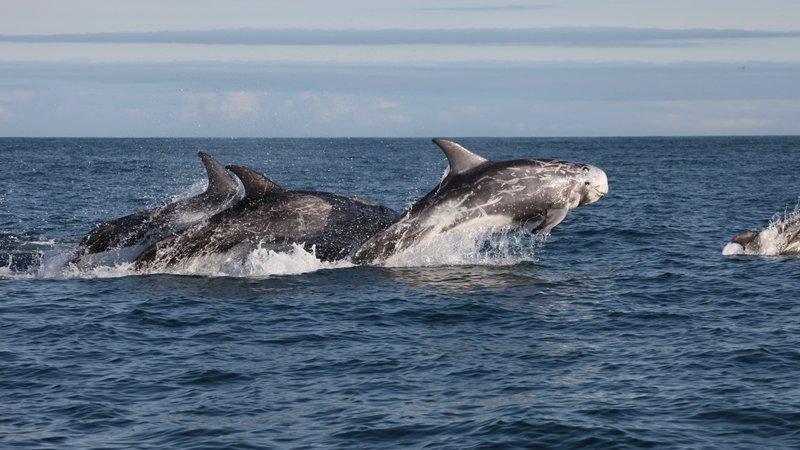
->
(1, 136, 800, 449)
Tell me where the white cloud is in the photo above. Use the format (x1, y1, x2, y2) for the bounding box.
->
(0, 105, 12, 122)
(0, 90, 34, 102)
(178, 90, 266, 123)
(375, 99, 401, 110)
(218, 91, 264, 121)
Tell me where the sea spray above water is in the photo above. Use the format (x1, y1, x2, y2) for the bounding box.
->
(0, 227, 542, 280)
(0, 166, 540, 280)
(382, 225, 544, 267)
(722, 199, 800, 256)
(136, 243, 353, 278)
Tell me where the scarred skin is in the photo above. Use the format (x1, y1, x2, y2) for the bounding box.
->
(352, 139, 609, 265)
(134, 167, 399, 269)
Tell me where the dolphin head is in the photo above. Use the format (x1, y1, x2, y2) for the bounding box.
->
(723, 229, 760, 255)
(575, 164, 609, 207)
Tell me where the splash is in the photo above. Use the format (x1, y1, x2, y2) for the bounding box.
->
(139, 243, 353, 278)
(723, 201, 800, 256)
(2, 218, 543, 280)
(0, 239, 352, 280)
(382, 224, 543, 267)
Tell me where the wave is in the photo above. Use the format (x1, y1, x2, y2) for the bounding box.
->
(1, 226, 542, 280)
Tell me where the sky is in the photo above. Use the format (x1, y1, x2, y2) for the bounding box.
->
(0, 0, 799, 137)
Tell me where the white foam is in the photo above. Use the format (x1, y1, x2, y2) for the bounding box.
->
(2, 239, 341, 279)
(3, 219, 543, 280)
(382, 225, 543, 268)
(140, 243, 352, 278)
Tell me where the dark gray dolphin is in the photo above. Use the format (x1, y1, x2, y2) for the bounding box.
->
(723, 211, 800, 256)
(73, 152, 239, 263)
(134, 165, 399, 269)
(352, 138, 609, 265)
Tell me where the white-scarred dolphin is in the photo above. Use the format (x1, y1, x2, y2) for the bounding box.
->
(723, 209, 800, 256)
(352, 138, 609, 264)
(72, 152, 240, 264)
(134, 165, 399, 269)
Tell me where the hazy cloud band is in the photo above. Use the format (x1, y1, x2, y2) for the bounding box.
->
(2, 27, 800, 46)
(2, 61, 798, 102)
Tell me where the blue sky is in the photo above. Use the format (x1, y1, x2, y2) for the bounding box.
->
(0, 0, 799, 136)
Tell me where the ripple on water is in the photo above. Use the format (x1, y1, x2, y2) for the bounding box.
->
(2, 137, 800, 448)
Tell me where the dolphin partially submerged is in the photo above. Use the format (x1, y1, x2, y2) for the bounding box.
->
(353, 139, 609, 264)
(72, 152, 240, 265)
(723, 209, 800, 256)
(134, 165, 399, 269)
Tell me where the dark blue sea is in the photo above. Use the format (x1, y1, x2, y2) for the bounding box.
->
(2, 137, 800, 449)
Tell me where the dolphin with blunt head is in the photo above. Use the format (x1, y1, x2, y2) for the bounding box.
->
(72, 152, 240, 265)
(352, 138, 609, 264)
(134, 164, 399, 269)
(723, 210, 800, 256)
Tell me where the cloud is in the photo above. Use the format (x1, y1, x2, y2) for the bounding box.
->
(374, 99, 401, 110)
(0, 90, 34, 102)
(3, 61, 799, 103)
(178, 90, 266, 123)
(416, 4, 557, 12)
(2, 27, 799, 47)
(1, 61, 799, 137)
(218, 91, 264, 120)
(0, 105, 12, 122)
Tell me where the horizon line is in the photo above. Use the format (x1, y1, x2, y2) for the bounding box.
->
(2, 134, 798, 140)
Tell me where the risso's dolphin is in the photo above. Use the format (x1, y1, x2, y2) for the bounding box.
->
(72, 152, 240, 264)
(134, 165, 399, 269)
(723, 210, 800, 256)
(352, 138, 609, 264)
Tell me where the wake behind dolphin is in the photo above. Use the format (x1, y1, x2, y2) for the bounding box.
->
(353, 139, 608, 264)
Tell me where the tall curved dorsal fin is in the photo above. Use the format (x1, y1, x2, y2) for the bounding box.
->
(226, 164, 285, 198)
(198, 152, 238, 198)
(432, 138, 488, 176)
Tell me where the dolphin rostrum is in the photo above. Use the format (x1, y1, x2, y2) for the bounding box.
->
(134, 164, 399, 269)
(352, 138, 609, 264)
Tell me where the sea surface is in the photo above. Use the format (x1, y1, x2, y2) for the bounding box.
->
(1, 137, 800, 449)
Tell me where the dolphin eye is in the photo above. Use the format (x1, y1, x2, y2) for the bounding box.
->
(584, 181, 591, 186)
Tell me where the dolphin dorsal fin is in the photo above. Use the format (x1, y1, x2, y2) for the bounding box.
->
(226, 164, 285, 198)
(432, 138, 488, 176)
(198, 152, 238, 198)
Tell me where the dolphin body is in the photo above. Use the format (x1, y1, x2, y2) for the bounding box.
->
(723, 211, 800, 256)
(352, 139, 609, 265)
(134, 165, 399, 269)
(72, 152, 240, 265)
